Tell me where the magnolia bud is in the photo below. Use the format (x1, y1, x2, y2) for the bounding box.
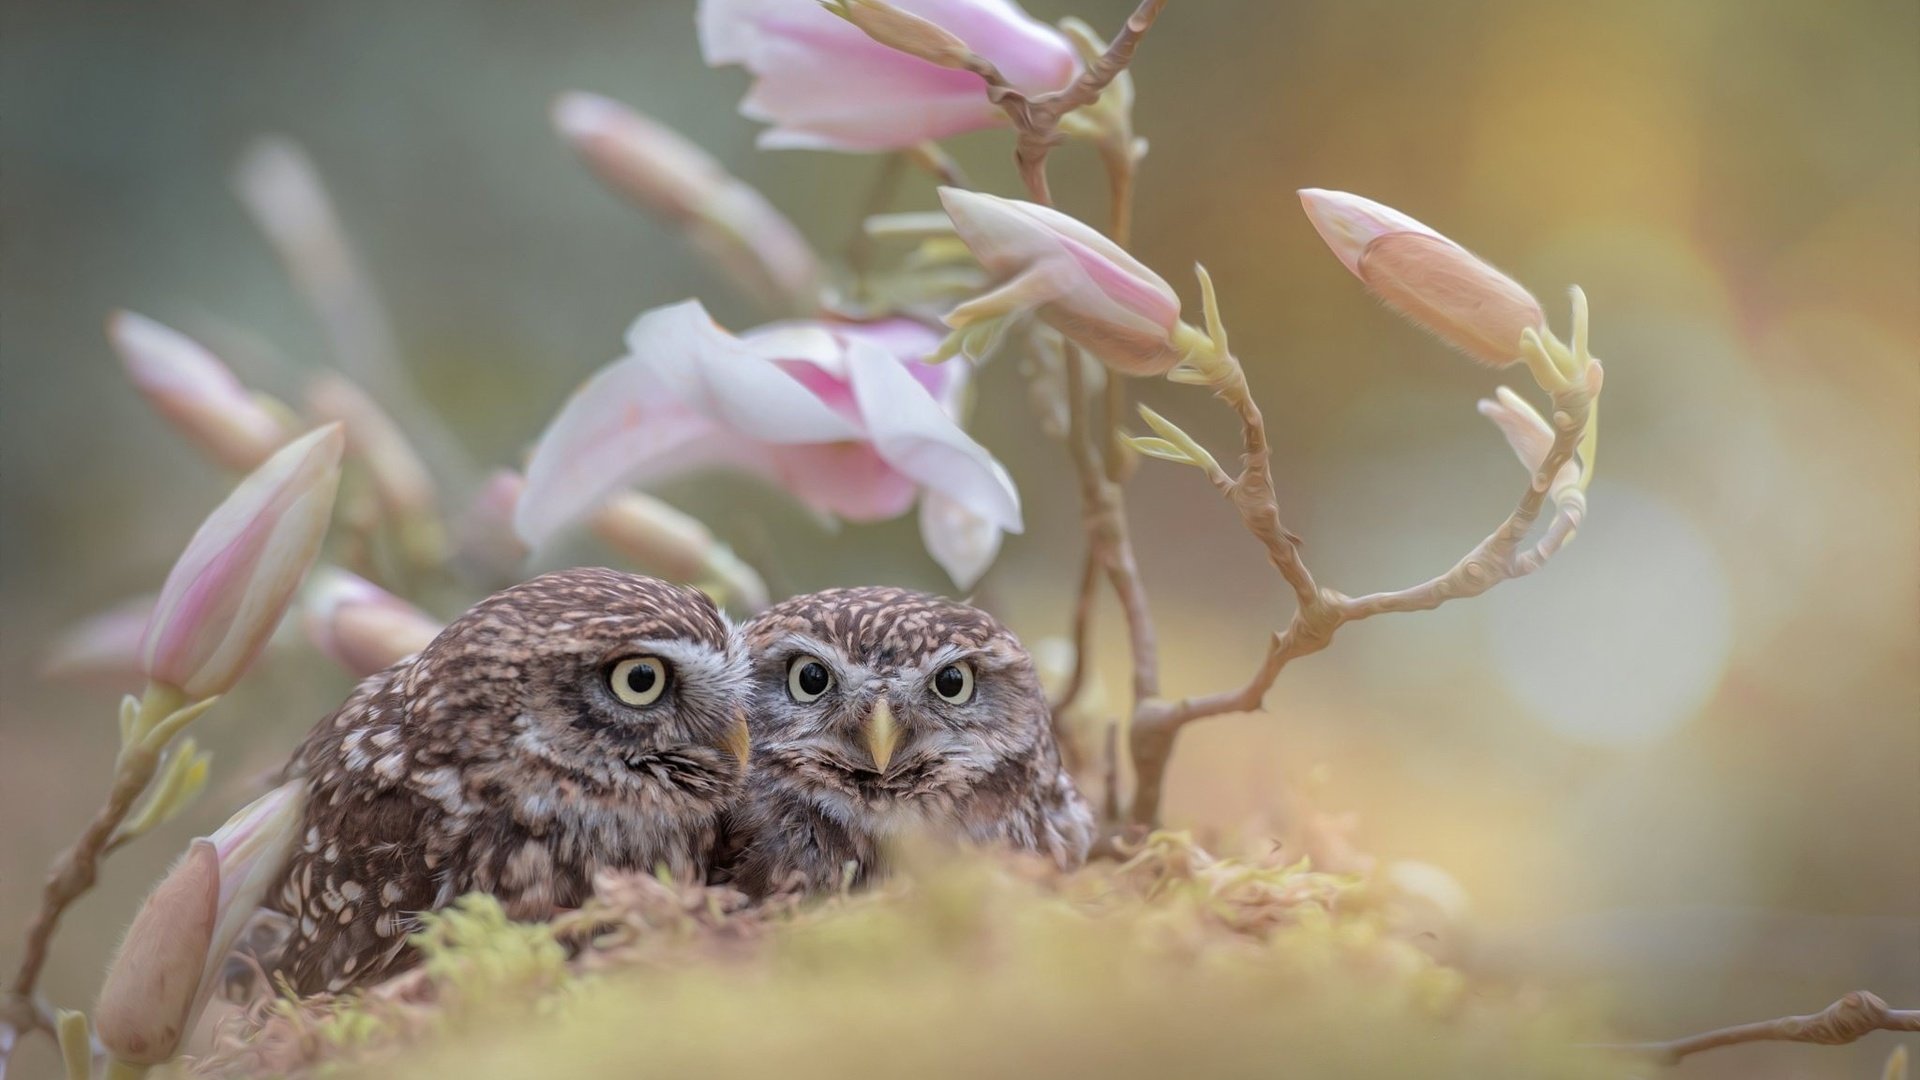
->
(110, 311, 291, 471)
(591, 490, 769, 611)
(96, 781, 308, 1067)
(553, 92, 820, 312)
(305, 373, 444, 565)
(825, 0, 976, 70)
(941, 187, 1186, 376)
(142, 425, 344, 698)
(454, 469, 532, 583)
(95, 842, 218, 1065)
(303, 567, 442, 677)
(40, 594, 155, 686)
(1299, 189, 1544, 367)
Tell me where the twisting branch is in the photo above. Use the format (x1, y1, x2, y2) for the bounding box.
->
(1124, 283, 1600, 827)
(1603, 991, 1920, 1066)
(959, 0, 1169, 204)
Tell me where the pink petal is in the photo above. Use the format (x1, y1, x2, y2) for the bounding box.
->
(845, 339, 1022, 532)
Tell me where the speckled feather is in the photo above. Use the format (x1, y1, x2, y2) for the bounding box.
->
(254, 568, 749, 994)
(724, 587, 1093, 896)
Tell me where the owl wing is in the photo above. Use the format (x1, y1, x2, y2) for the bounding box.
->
(266, 669, 461, 994)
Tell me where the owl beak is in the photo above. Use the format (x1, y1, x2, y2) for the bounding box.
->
(721, 711, 751, 771)
(863, 698, 901, 774)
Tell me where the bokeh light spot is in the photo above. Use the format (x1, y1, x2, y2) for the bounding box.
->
(1490, 486, 1733, 746)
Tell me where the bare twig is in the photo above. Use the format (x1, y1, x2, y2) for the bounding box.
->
(954, 0, 1168, 204)
(1603, 991, 1920, 1066)
(1125, 330, 1596, 826)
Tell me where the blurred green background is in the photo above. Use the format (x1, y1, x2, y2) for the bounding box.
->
(3, 1, 1915, 1076)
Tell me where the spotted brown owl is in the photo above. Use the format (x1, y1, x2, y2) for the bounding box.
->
(257, 567, 750, 994)
(724, 586, 1093, 897)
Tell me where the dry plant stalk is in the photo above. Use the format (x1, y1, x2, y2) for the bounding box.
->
(1605, 991, 1920, 1066)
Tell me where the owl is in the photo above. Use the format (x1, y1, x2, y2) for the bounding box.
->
(724, 586, 1093, 897)
(257, 567, 751, 994)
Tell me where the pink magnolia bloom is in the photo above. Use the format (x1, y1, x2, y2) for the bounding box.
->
(110, 311, 291, 471)
(302, 567, 442, 677)
(553, 92, 821, 311)
(940, 187, 1185, 376)
(698, 0, 1079, 151)
(1299, 188, 1545, 367)
(516, 300, 1020, 587)
(142, 424, 345, 699)
(96, 781, 305, 1066)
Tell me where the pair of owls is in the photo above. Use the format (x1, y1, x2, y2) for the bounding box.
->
(262, 568, 1093, 995)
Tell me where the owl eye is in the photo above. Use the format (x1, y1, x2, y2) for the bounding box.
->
(609, 656, 670, 706)
(787, 656, 833, 703)
(931, 662, 974, 704)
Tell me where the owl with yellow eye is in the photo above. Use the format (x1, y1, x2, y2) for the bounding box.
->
(252, 568, 752, 994)
(725, 586, 1093, 897)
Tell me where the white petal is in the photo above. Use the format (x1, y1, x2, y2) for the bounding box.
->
(845, 340, 1022, 533)
(919, 492, 1005, 589)
(627, 301, 859, 443)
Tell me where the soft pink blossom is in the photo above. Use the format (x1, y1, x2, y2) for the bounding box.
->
(553, 91, 820, 310)
(699, 0, 1079, 152)
(110, 311, 291, 471)
(516, 300, 1019, 587)
(940, 187, 1185, 375)
(142, 425, 345, 699)
(302, 567, 442, 677)
(1298, 188, 1545, 367)
(96, 781, 305, 1066)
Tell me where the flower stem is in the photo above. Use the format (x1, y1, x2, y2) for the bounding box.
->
(7, 683, 190, 1012)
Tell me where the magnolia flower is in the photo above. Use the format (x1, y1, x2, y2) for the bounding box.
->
(95, 781, 305, 1066)
(110, 311, 292, 471)
(592, 491, 772, 612)
(142, 424, 345, 699)
(698, 0, 1079, 151)
(1298, 188, 1545, 367)
(516, 300, 1020, 588)
(553, 92, 820, 312)
(302, 567, 442, 677)
(940, 187, 1186, 376)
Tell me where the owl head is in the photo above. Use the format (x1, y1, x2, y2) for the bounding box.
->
(740, 586, 1052, 826)
(400, 567, 751, 826)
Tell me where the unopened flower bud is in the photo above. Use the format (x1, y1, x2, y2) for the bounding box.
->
(142, 424, 344, 699)
(306, 372, 444, 565)
(110, 311, 292, 471)
(95, 841, 218, 1065)
(455, 469, 532, 583)
(303, 567, 442, 677)
(41, 594, 156, 686)
(591, 490, 769, 611)
(1299, 189, 1544, 367)
(553, 92, 820, 312)
(96, 780, 306, 1067)
(824, 0, 976, 70)
(941, 187, 1186, 376)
